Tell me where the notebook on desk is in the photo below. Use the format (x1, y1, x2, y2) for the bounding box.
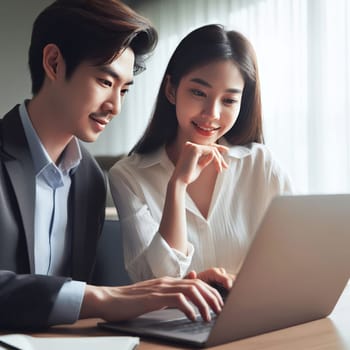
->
(99, 194, 350, 348)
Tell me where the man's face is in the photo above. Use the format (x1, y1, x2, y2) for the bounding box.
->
(53, 48, 135, 142)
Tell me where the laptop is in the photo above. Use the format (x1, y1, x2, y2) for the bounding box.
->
(98, 194, 350, 348)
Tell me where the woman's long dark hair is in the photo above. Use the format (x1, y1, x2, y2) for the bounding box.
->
(131, 24, 263, 155)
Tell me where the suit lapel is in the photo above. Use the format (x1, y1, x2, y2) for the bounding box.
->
(70, 160, 89, 280)
(1, 106, 36, 273)
(69, 149, 106, 281)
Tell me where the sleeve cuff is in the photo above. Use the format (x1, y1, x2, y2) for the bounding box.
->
(145, 232, 194, 278)
(48, 280, 86, 325)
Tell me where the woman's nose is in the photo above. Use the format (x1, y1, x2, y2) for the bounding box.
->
(202, 100, 220, 120)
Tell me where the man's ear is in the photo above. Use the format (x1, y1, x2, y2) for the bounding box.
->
(42, 43, 64, 81)
(165, 75, 176, 104)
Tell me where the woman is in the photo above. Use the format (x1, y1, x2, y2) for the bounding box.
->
(109, 24, 292, 288)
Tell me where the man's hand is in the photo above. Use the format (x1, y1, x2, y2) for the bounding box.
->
(80, 276, 224, 323)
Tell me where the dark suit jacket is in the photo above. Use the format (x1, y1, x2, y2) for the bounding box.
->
(0, 105, 106, 329)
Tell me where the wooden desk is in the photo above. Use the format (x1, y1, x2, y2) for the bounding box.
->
(22, 283, 350, 349)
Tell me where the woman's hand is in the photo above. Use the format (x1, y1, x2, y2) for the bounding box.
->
(186, 267, 235, 290)
(172, 142, 229, 186)
(80, 276, 224, 323)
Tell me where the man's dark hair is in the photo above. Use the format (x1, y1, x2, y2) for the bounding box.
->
(29, 0, 158, 95)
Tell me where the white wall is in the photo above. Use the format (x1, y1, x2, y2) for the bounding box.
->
(0, 0, 53, 117)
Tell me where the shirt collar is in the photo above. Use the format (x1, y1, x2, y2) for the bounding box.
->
(137, 146, 170, 169)
(19, 101, 82, 176)
(59, 138, 82, 175)
(218, 138, 254, 159)
(136, 138, 253, 169)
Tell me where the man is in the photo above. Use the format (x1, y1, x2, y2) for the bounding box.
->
(0, 0, 224, 330)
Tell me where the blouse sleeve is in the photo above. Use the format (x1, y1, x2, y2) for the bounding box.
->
(270, 156, 294, 196)
(108, 164, 194, 282)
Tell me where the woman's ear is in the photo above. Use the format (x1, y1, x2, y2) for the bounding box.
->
(165, 75, 176, 104)
(42, 43, 64, 81)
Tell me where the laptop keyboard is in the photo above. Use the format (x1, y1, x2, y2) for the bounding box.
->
(152, 315, 216, 334)
(150, 284, 228, 335)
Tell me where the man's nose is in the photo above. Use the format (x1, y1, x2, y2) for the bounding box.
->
(103, 91, 121, 117)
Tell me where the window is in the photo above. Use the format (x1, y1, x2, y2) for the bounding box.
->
(88, 0, 350, 194)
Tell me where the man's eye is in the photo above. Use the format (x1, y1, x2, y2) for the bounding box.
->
(99, 79, 112, 87)
(121, 89, 129, 96)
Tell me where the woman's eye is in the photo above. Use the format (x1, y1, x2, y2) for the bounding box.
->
(223, 98, 238, 105)
(191, 89, 205, 97)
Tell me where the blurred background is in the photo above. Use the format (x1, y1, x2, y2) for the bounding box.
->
(1, 0, 350, 194)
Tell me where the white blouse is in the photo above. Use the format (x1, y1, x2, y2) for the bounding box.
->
(109, 142, 293, 282)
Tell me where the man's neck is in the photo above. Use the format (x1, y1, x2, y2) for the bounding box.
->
(26, 97, 73, 164)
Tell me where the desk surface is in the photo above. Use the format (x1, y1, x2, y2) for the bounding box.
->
(18, 283, 350, 349)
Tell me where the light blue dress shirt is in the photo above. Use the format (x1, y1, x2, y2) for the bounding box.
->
(19, 102, 86, 325)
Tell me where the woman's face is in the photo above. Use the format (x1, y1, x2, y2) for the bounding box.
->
(167, 59, 244, 147)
